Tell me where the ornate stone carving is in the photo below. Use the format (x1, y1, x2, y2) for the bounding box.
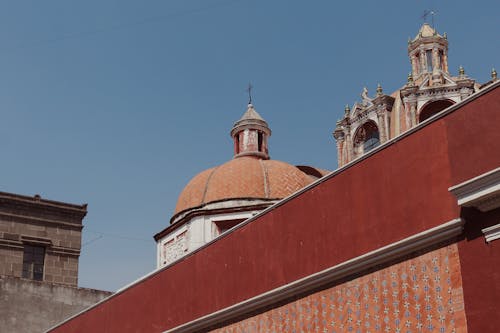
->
(164, 231, 188, 265)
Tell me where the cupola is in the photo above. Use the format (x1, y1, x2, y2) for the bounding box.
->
(230, 103, 272, 159)
(408, 23, 449, 84)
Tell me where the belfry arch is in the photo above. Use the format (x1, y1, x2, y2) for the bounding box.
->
(353, 120, 380, 157)
(419, 99, 455, 123)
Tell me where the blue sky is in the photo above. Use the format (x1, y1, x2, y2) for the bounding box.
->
(1, 1, 498, 291)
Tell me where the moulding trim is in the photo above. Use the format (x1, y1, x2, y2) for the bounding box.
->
(164, 218, 464, 333)
(47, 246, 80, 257)
(449, 167, 500, 212)
(0, 238, 24, 249)
(0, 212, 84, 229)
(482, 224, 500, 243)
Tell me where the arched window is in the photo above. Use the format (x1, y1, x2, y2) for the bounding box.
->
(353, 121, 380, 157)
(419, 99, 454, 122)
(426, 50, 433, 72)
(438, 50, 444, 70)
(257, 131, 263, 152)
(414, 52, 420, 75)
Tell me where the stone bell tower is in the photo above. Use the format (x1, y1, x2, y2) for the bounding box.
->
(333, 23, 481, 168)
(400, 23, 477, 127)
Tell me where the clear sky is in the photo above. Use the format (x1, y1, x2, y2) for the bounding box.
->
(1, 1, 498, 291)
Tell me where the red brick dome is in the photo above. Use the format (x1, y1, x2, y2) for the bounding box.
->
(174, 156, 313, 215)
(171, 102, 327, 224)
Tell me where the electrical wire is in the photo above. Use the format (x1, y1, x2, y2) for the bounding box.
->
(81, 229, 152, 248)
(4, 0, 243, 54)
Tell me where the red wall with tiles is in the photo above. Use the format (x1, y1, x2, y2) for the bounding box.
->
(211, 245, 466, 333)
(445, 85, 500, 332)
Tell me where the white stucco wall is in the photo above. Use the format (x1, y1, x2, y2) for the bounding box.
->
(156, 210, 263, 269)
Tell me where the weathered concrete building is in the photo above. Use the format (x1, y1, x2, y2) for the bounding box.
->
(0, 191, 112, 332)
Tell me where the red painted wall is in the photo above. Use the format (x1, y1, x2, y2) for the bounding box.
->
(50, 85, 499, 333)
(444, 86, 500, 332)
(210, 244, 466, 333)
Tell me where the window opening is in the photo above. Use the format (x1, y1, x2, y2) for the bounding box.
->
(426, 50, 433, 72)
(235, 134, 240, 154)
(415, 53, 420, 75)
(22, 245, 45, 281)
(419, 100, 454, 122)
(363, 127, 380, 152)
(214, 218, 246, 236)
(353, 122, 380, 156)
(257, 131, 263, 152)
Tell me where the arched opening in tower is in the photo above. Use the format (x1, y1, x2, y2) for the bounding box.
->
(353, 121, 380, 157)
(419, 99, 454, 122)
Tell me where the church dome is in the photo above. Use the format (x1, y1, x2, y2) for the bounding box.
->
(174, 156, 313, 216)
(170, 102, 325, 225)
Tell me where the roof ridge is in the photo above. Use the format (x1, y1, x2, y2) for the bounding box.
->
(240, 104, 265, 121)
(201, 166, 220, 205)
(259, 159, 270, 198)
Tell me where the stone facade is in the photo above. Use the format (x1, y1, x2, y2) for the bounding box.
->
(0, 191, 85, 286)
(0, 275, 112, 333)
(0, 191, 113, 333)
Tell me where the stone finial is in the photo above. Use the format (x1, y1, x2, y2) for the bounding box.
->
(492, 68, 497, 81)
(443, 32, 447, 39)
(344, 104, 350, 117)
(458, 65, 465, 77)
(376, 83, 383, 96)
(407, 72, 414, 86)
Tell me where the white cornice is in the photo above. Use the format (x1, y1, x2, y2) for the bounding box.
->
(482, 224, 500, 243)
(164, 218, 464, 333)
(449, 167, 500, 212)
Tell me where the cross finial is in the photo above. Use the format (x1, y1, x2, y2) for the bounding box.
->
(246, 83, 253, 105)
(421, 10, 436, 28)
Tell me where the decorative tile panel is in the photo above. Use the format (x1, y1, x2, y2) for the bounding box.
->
(164, 231, 188, 265)
(210, 244, 466, 333)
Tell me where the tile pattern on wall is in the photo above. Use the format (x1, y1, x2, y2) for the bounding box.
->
(211, 244, 466, 333)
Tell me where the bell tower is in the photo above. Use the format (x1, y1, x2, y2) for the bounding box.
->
(408, 23, 449, 86)
(401, 23, 477, 127)
(333, 22, 480, 168)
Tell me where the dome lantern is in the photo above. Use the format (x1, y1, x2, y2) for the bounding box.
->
(230, 103, 272, 160)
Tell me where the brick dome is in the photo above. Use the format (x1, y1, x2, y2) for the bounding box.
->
(170, 102, 325, 224)
(174, 156, 313, 216)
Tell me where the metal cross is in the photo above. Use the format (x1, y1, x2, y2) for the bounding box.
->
(421, 10, 436, 27)
(246, 83, 253, 104)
